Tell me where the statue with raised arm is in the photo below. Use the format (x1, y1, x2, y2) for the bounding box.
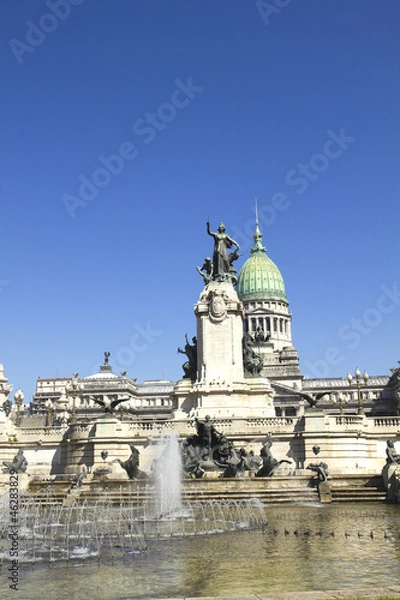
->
(206, 221, 240, 281)
(177, 334, 197, 380)
(104, 351, 111, 365)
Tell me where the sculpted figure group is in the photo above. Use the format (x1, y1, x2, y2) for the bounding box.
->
(180, 417, 291, 479)
(197, 221, 241, 285)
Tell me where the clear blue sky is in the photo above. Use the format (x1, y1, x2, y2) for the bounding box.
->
(1, 0, 399, 403)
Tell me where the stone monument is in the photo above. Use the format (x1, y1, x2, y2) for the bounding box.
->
(174, 221, 275, 418)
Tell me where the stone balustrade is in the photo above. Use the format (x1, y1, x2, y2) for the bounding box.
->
(371, 416, 400, 428)
(16, 426, 67, 440)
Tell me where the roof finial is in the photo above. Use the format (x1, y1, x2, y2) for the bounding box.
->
(255, 197, 259, 227)
(251, 198, 266, 254)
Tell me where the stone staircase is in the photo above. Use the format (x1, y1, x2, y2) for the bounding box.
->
(25, 474, 388, 506)
(329, 475, 387, 502)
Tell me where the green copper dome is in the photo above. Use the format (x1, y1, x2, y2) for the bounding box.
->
(237, 222, 287, 301)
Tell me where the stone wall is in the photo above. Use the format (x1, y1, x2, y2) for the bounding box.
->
(1, 413, 399, 482)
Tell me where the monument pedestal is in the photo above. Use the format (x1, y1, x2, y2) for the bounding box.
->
(188, 378, 274, 419)
(382, 463, 400, 502)
(174, 280, 275, 419)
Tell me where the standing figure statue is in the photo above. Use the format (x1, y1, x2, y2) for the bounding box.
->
(177, 334, 197, 381)
(104, 351, 111, 365)
(194, 415, 218, 460)
(206, 221, 240, 281)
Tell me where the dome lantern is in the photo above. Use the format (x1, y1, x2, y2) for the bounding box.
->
(237, 220, 287, 302)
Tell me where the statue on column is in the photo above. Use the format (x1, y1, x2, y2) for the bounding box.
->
(243, 334, 264, 376)
(197, 258, 214, 284)
(177, 334, 197, 381)
(206, 221, 240, 283)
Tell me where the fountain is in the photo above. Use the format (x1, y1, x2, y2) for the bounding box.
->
(0, 432, 267, 567)
(153, 431, 183, 517)
(1, 497, 400, 599)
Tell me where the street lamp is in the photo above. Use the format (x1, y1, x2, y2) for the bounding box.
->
(346, 367, 369, 415)
(333, 392, 348, 415)
(65, 375, 84, 425)
(14, 389, 24, 427)
(45, 399, 54, 427)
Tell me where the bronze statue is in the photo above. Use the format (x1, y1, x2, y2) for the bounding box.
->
(307, 445, 329, 482)
(206, 221, 240, 281)
(297, 391, 329, 409)
(114, 445, 147, 479)
(197, 258, 214, 283)
(180, 439, 204, 478)
(255, 439, 291, 477)
(194, 415, 215, 459)
(177, 334, 197, 380)
(2, 449, 28, 474)
(90, 394, 130, 414)
(307, 461, 329, 482)
(254, 325, 269, 344)
(2, 399, 12, 417)
(104, 351, 111, 365)
(243, 335, 263, 376)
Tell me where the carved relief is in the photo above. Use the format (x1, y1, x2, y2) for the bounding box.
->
(208, 289, 229, 323)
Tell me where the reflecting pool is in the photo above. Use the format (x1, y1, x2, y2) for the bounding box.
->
(1, 502, 400, 600)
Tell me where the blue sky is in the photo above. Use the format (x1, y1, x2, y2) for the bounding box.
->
(1, 0, 399, 403)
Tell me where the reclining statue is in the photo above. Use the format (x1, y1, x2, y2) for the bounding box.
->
(2, 449, 28, 474)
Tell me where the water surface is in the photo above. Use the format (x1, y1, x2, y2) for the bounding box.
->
(2, 502, 400, 600)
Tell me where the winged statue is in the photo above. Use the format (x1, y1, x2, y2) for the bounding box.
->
(89, 395, 130, 414)
(297, 391, 329, 408)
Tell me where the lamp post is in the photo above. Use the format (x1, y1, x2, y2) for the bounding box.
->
(346, 368, 369, 415)
(45, 399, 54, 427)
(333, 392, 348, 415)
(65, 375, 84, 426)
(14, 389, 24, 427)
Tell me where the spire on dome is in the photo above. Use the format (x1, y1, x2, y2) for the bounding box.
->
(251, 198, 266, 254)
